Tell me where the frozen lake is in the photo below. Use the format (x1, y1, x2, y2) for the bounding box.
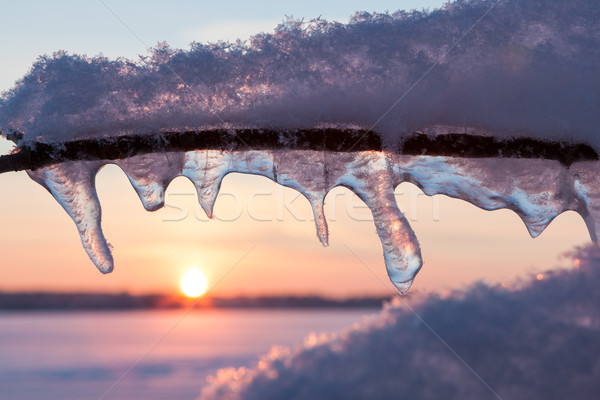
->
(0, 309, 377, 400)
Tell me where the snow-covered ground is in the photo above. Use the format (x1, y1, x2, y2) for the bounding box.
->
(201, 245, 600, 400)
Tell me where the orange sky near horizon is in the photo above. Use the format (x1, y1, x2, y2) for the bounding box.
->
(0, 164, 590, 298)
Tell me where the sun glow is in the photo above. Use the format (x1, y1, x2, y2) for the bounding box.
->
(180, 268, 209, 298)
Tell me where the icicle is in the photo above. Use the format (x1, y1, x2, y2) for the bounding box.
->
(340, 153, 422, 294)
(22, 146, 599, 295)
(520, 216, 554, 238)
(309, 195, 329, 247)
(27, 162, 113, 273)
(570, 162, 600, 242)
(395, 156, 576, 239)
(117, 153, 184, 211)
(273, 150, 330, 247)
(182, 151, 231, 218)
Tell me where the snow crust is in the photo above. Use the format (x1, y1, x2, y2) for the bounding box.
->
(1, 0, 599, 147)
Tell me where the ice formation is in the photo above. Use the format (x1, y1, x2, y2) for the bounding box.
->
(1, 0, 600, 292)
(23, 149, 600, 293)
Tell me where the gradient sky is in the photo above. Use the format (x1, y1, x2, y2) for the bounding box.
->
(0, 0, 591, 297)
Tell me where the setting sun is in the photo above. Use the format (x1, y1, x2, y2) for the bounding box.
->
(180, 268, 209, 298)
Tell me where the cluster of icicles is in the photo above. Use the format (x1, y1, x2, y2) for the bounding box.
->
(27, 149, 599, 293)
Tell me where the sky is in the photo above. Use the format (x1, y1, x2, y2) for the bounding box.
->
(0, 0, 591, 297)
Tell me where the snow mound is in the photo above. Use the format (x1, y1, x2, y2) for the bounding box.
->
(199, 245, 600, 400)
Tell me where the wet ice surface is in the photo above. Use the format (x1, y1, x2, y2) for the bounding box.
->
(26, 150, 598, 293)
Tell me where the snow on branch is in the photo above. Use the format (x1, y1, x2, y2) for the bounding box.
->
(2, 0, 600, 148)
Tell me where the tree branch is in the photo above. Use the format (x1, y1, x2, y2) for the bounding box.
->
(0, 128, 596, 174)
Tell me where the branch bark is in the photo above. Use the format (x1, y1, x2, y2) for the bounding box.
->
(0, 128, 597, 174)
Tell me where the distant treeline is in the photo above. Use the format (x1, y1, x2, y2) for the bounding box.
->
(0, 292, 389, 311)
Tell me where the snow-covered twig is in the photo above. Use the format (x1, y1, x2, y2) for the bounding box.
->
(0, 129, 596, 174)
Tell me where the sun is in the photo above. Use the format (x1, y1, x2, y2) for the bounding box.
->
(180, 268, 209, 298)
